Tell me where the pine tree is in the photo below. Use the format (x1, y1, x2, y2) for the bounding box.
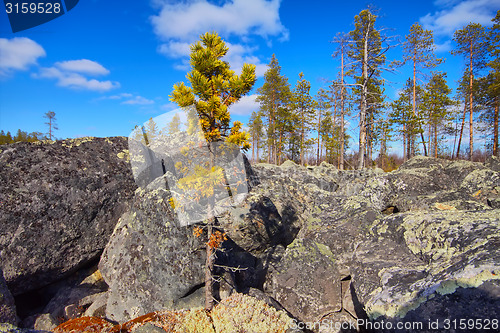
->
(256, 54, 291, 164)
(248, 111, 264, 163)
(291, 72, 316, 165)
(0, 130, 7, 145)
(169, 32, 255, 311)
(421, 72, 454, 157)
(5, 131, 13, 144)
(319, 111, 336, 164)
(44, 111, 58, 140)
(487, 10, 500, 156)
(452, 23, 488, 161)
(390, 79, 423, 160)
(374, 114, 392, 170)
(144, 117, 159, 142)
(316, 87, 333, 164)
(331, 32, 350, 169)
(395, 22, 443, 157)
(167, 113, 181, 134)
(347, 9, 388, 169)
(14, 129, 28, 142)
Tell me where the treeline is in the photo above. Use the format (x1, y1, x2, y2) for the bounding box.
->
(0, 129, 45, 145)
(248, 9, 499, 170)
(0, 111, 58, 145)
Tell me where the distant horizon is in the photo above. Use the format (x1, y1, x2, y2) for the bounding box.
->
(1, 0, 499, 157)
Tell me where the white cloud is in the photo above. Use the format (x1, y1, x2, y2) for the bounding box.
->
(420, 0, 500, 36)
(55, 59, 110, 76)
(108, 93, 134, 100)
(35, 63, 119, 92)
(224, 42, 268, 76)
(122, 96, 155, 105)
(158, 41, 191, 58)
(150, 0, 288, 41)
(161, 102, 178, 111)
(99, 93, 155, 105)
(150, 0, 286, 77)
(434, 40, 452, 53)
(0, 37, 45, 76)
(228, 94, 259, 116)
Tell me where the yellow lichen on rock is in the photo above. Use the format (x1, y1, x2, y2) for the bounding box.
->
(61, 137, 95, 148)
(211, 293, 293, 333)
(117, 149, 130, 162)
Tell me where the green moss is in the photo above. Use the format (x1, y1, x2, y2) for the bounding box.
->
(287, 238, 308, 258)
(315, 242, 336, 264)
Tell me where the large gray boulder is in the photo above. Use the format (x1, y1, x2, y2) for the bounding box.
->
(93, 154, 500, 331)
(247, 156, 500, 331)
(98, 175, 207, 323)
(0, 137, 136, 296)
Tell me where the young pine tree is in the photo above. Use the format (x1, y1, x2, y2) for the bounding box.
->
(291, 72, 316, 166)
(169, 32, 256, 311)
(421, 72, 454, 157)
(248, 111, 264, 163)
(256, 54, 291, 164)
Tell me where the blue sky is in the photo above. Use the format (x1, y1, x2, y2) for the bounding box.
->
(0, 0, 499, 152)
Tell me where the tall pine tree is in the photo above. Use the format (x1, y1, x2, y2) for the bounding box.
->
(347, 9, 388, 168)
(487, 10, 500, 156)
(395, 22, 443, 157)
(452, 23, 487, 161)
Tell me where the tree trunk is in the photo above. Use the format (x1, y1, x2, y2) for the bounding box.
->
(252, 135, 255, 162)
(317, 108, 321, 165)
(340, 45, 345, 170)
(428, 121, 432, 157)
(403, 124, 407, 162)
(494, 96, 499, 157)
(413, 53, 427, 156)
(205, 143, 216, 311)
(456, 100, 467, 159)
(434, 123, 438, 158)
(300, 108, 305, 166)
(278, 130, 283, 165)
(468, 42, 474, 161)
(357, 22, 369, 170)
(256, 138, 259, 163)
(205, 220, 214, 311)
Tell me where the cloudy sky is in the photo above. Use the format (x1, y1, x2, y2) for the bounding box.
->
(0, 0, 498, 145)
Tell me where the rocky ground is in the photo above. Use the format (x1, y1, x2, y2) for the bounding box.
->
(1, 137, 499, 332)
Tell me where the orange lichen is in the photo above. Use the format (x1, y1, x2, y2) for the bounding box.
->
(193, 226, 204, 238)
(53, 316, 114, 333)
(108, 312, 164, 332)
(207, 230, 227, 249)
